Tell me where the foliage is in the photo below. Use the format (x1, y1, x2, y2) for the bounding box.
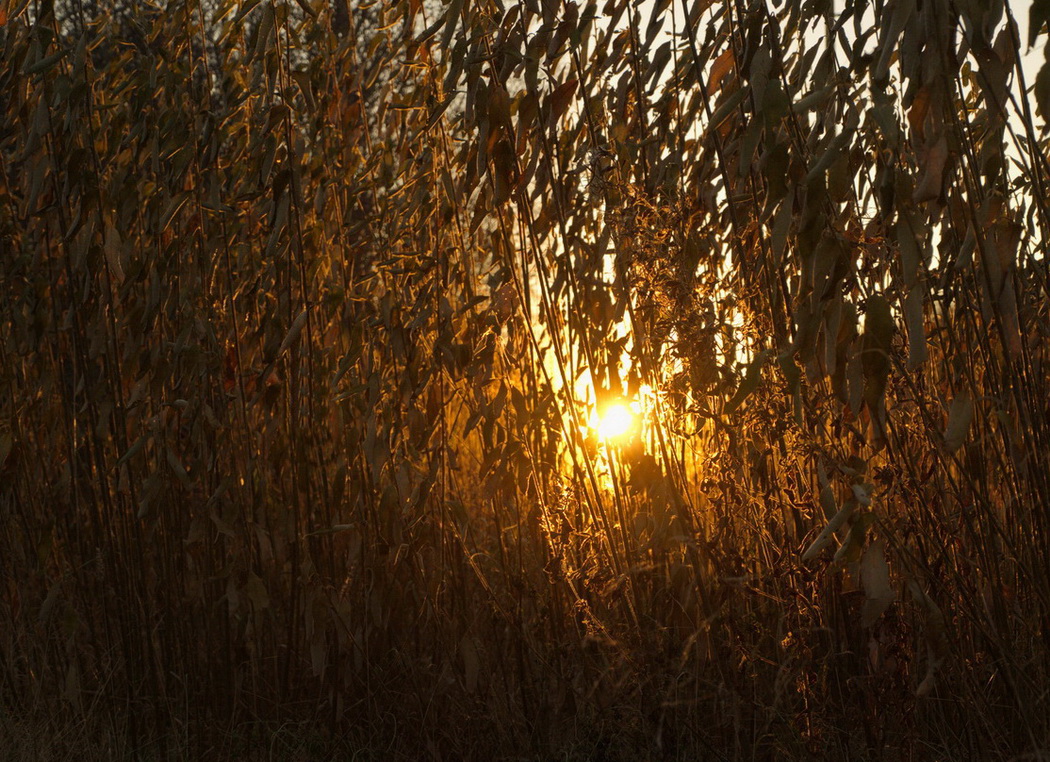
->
(2, 0, 1050, 757)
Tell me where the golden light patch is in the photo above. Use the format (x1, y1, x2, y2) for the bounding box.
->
(595, 402, 635, 442)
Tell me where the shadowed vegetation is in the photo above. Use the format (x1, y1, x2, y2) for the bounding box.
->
(3, 0, 1050, 757)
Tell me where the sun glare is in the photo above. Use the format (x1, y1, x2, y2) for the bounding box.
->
(596, 402, 635, 442)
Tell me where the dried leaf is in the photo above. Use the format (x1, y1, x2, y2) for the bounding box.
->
(914, 133, 948, 203)
(802, 501, 855, 562)
(23, 49, 67, 76)
(944, 394, 974, 452)
(253, 1, 274, 60)
(862, 294, 894, 373)
(490, 138, 516, 206)
(860, 541, 895, 627)
(707, 48, 735, 96)
(910, 582, 947, 697)
(441, 0, 467, 52)
(725, 349, 771, 414)
(904, 285, 926, 370)
(277, 308, 310, 357)
(548, 79, 577, 126)
(1031, 0, 1050, 49)
(706, 87, 748, 136)
(104, 222, 125, 284)
(244, 573, 270, 610)
(907, 84, 931, 141)
(460, 635, 480, 693)
(873, 0, 914, 84)
(488, 84, 512, 135)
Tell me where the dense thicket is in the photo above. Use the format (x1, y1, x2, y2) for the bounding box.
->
(2, 0, 1050, 757)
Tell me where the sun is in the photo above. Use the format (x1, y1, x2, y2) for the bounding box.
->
(595, 402, 635, 442)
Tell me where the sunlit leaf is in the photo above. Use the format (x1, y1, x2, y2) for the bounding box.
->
(802, 500, 855, 562)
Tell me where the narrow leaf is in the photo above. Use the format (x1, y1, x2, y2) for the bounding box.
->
(860, 541, 895, 627)
(944, 394, 974, 452)
(802, 501, 856, 562)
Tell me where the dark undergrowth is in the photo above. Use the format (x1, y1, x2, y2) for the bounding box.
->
(3, 0, 1050, 758)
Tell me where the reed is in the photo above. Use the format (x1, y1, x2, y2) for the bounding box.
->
(2, 0, 1049, 757)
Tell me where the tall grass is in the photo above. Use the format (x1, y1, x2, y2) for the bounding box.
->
(2, 0, 1049, 757)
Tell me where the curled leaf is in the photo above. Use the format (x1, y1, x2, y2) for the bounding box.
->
(802, 500, 855, 562)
